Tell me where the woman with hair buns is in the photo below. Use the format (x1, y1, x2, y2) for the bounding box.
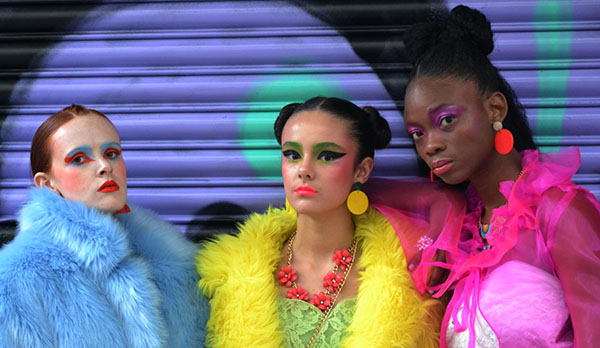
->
(196, 96, 461, 347)
(0, 105, 208, 348)
(401, 5, 600, 348)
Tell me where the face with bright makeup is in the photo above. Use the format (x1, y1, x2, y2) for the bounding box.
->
(33, 115, 127, 214)
(280, 110, 373, 216)
(404, 76, 506, 185)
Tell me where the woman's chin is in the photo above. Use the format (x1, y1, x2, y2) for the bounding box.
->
(435, 171, 469, 186)
(93, 199, 128, 214)
(439, 176, 461, 185)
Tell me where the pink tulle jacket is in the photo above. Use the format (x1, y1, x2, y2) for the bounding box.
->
(368, 148, 600, 348)
(365, 177, 466, 294)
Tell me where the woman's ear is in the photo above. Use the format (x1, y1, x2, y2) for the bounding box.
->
(34, 172, 59, 193)
(486, 91, 508, 123)
(354, 157, 374, 184)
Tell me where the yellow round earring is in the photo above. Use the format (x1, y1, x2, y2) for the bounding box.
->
(346, 182, 369, 215)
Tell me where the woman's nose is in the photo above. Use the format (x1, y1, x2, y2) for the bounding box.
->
(96, 158, 113, 176)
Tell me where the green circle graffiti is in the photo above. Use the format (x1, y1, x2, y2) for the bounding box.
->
(239, 74, 348, 180)
(534, 0, 572, 152)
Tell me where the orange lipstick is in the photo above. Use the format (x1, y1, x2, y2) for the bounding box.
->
(295, 185, 316, 196)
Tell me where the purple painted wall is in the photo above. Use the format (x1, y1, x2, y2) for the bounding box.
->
(0, 0, 598, 242)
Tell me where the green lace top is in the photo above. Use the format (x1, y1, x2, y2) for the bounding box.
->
(277, 296, 356, 348)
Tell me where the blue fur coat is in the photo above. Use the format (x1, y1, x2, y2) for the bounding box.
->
(0, 188, 208, 348)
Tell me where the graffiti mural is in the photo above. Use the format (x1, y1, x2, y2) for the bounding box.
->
(0, 0, 598, 244)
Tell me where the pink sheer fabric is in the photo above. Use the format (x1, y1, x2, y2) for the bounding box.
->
(478, 260, 571, 347)
(365, 178, 466, 294)
(446, 259, 573, 348)
(435, 147, 600, 348)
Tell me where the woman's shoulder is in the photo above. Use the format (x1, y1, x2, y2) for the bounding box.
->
(196, 207, 291, 319)
(518, 148, 598, 227)
(537, 184, 600, 234)
(354, 207, 408, 265)
(238, 206, 296, 240)
(355, 207, 395, 237)
(511, 148, 581, 199)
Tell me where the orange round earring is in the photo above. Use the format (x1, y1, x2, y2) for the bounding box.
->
(493, 121, 514, 155)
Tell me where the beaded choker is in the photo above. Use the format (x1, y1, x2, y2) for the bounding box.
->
(479, 223, 491, 251)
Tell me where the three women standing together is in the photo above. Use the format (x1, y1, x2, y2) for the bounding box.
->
(1, 4, 599, 348)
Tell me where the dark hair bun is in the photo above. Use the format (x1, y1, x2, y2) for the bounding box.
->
(404, 5, 494, 65)
(274, 102, 300, 144)
(449, 5, 494, 56)
(362, 106, 391, 149)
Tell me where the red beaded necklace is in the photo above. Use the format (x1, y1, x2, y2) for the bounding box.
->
(277, 231, 358, 312)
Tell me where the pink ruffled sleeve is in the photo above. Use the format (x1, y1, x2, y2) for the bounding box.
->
(539, 186, 600, 347)
(365, 178, 466, 294)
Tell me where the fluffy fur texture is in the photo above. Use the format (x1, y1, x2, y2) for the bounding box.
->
(0, 188, 208, 348)
(197, 207, 443, 348)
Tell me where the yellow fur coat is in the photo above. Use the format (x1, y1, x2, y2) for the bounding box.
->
(196, 207, 443, 347)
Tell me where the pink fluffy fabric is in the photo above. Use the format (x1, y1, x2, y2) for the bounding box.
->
(437, 148, 600, 348)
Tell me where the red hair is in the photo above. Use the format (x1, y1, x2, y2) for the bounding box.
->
(30, 104, 113, 175)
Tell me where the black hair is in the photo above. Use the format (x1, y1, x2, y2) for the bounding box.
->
(274, 96, 392, 161)
(403, 5, 536, 151)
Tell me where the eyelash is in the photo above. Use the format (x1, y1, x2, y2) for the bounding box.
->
(317, 151, 346, 162)
(438, 115, 457, 128)
(282, 149, 346, 162)
(410, 131, 424, 141)
(409, 114, 457, 141)
(65, 152, 93, 165)
(282, 149, 301, 161)
(103, 148, 122, 160)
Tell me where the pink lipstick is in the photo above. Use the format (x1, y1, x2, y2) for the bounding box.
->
(98, 180, 119, 193)
(295, 185, 316, 196)
(431, 159, 454, 176)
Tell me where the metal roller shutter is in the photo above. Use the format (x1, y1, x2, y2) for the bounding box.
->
(0, 0, 598, 243)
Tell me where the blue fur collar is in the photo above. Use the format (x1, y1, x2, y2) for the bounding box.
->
(18, 187, 131, 279)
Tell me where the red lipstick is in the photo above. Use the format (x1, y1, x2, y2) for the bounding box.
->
(295, 185, 316, 196)
(431, 159, 454, 176)
(98, 180, 120, 193)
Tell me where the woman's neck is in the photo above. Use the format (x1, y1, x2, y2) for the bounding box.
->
(469, 149, 522, 222)
(293, 206, 356, 262)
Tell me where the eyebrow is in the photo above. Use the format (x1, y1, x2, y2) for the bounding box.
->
(427, 103, 455, 113)
(282, 141, 303, 150)
(312, 142, 344, 151)
(65, 145, 93, 160)
(101, 141, 121, 154)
